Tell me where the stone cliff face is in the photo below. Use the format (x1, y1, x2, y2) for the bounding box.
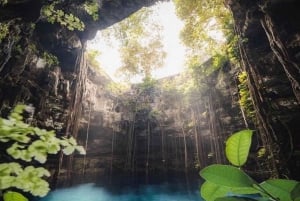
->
(57, 61, 247, 185)
(1, 0, 300, 187)
(227, 0, 300, 179)
(0, 0, 165, 186)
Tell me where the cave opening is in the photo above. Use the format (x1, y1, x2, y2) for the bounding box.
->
(1, 0, 300, 201)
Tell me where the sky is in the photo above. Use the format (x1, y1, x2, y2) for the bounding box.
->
(87, 1, 186, 83)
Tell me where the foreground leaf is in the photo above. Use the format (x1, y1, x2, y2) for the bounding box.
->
(225, 129, 253, 166)
(201, 181, 229, 201)
(200, 165, 255, 188)
(201, 181, 261, 201)
(215, 197, 257, 201)
(3, 191, 28, 201)
(291, 183, 300, 200)
(259, 179, 299, 201)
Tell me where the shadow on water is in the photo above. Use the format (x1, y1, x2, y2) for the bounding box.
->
(34, 173, 204, 201)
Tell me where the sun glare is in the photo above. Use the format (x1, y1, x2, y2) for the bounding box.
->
(87, 1, 186, 83)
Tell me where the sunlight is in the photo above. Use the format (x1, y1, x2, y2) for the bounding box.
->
(87, 1, 186, 83)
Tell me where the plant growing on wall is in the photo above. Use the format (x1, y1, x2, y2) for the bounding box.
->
(0, 104, 85, 201)
(0, 23, 9, 42)
(41, 3, 85, 31)
(84, 0, 99, 21)
(200, 129, 300, 201)
(42, 51, 59, 67)
(238, 71, 255, 121)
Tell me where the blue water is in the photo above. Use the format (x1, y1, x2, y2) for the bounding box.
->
(37, 182, 202, 201)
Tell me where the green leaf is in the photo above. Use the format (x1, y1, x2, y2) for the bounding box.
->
(3, 191, 28, 201)
(34, 167, 50, 177)
(291, 183, 300, 200)
(200, 181, 260, 201)
(201, 181, 230, 201)
(225, 129, 253, 166)
(63, 146, 75, 155)
(0, 163, 22, 176)
(33, 152, 47, 163)
(0, 176, 15, 189)
(48, 143, 60, 154)
(259, 179, 299, 201)
(215, 197, 257, 201)
(200, 165, 256, 188)
(68, 137, 77, 145)
(75, 145, 86, 155)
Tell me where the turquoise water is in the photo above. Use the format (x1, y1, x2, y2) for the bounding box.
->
(37, 181, 202, 201)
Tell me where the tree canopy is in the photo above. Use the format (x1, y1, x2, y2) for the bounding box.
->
(173, 0, 234, 71)
(102, 7, 166, 81)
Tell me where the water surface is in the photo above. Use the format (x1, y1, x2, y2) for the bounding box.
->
(37, 180, 202, 201)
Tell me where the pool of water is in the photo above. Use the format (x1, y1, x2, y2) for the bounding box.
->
(36, 178, 203, 201)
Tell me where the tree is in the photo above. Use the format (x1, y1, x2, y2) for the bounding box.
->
(103, 7, 166, 81)
(174, 0, 234, 70)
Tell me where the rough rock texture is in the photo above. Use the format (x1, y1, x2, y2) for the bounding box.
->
(0, 0, 166, 186)
(227, 0, 300, 179)
(55, 61, 247, 185)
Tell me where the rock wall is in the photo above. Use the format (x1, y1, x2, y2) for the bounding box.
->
(227, 0, 300, 179)
(58, 61, 247, 185)
(0, 0, 165, 186)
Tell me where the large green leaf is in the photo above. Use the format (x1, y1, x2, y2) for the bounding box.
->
(201, 181, 229, 201)
(3, 191, 28, 201)
(201, 181, 260, 201)
(215, 197, 257, 201)
(259, 179, 299, 201)
(200, 165, 256, 188)
(225, 129, 253, 166)
(291, 183, 300, 200)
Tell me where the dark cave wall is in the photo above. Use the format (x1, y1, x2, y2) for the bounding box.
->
(58, 61, 247, 185)
(228, 0, 300, 179)
(0, 0, 167, 186)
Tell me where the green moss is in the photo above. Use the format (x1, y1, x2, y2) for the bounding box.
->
(0, 23, 9, 42)
(42, 51, 59, 67)
(238, 71, 255, 121)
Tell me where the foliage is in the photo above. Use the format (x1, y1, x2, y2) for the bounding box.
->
(238, 71, 255, 121)
(102, 7, 166, 80)
(0, 23, 9, 42)
(200, 129, 300, 201)
(42, 51, 59, 67)
(225, 129, 253, 167)
(106, 82, 129, 96)
(41, 3, 85, 31)
(138, 77, 157, 92)
(0, 163, 50, 197)
(86, 49, 101, 69)
(84, 0, 99, 21)
(0, 104, 85, 199)
(174, 0, 231, 59)
(174, 0, 242, 80)
(212, 53, 227, 70)
(3, 191, 28, 201)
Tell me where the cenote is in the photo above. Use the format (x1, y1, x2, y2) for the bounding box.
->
(35, 175, 203, 201)
(1, 0, 300, 201)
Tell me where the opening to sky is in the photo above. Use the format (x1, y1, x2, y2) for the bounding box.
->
(87, 1, 186, 83)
